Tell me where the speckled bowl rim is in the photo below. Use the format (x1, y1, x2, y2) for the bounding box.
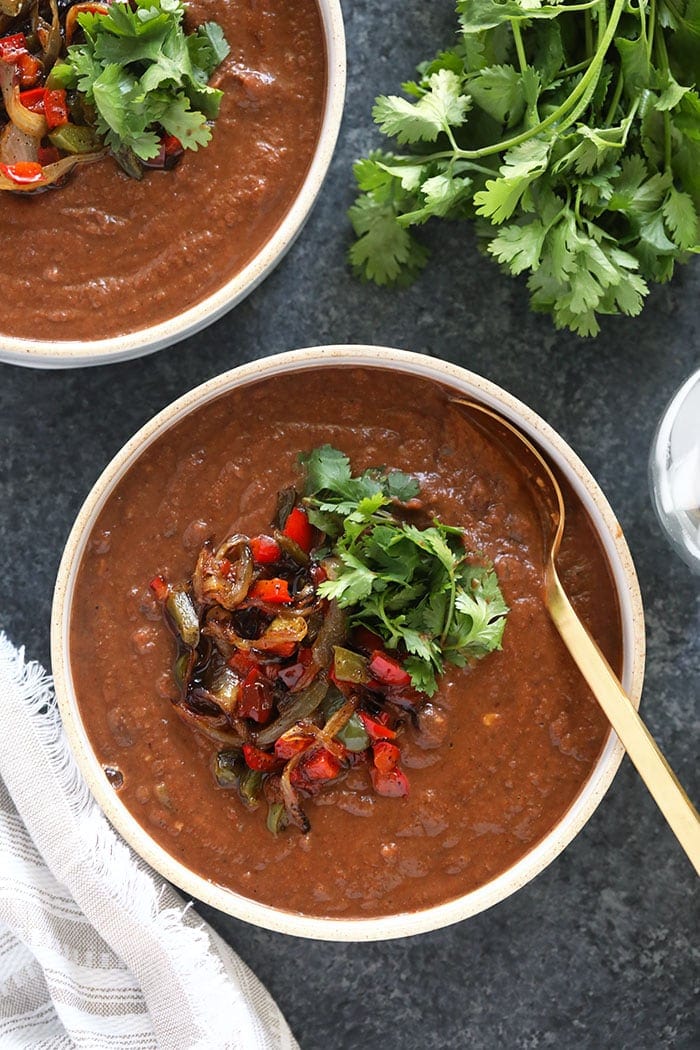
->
(51, 345, 646, 940)
(0, 1, 345, 369)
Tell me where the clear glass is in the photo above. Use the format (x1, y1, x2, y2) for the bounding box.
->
(649, 368, 700, 574)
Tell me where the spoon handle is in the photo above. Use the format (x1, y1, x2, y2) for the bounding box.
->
(548, 574, 700, 875)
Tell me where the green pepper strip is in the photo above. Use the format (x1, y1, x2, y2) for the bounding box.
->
(165, 589, 200, 648)
(254, 675, 329, 748)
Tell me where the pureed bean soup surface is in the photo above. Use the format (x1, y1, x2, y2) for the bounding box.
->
(70, 368, 621, 917)
(0, 1, 325, 342)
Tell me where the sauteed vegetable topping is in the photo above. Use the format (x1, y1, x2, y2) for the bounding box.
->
(0, 0, 228, 192)
(151, 447, 509, 834)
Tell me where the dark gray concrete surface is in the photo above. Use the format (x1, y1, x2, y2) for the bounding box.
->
(0, 2, 698, 1048)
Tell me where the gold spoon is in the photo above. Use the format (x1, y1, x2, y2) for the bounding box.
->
(452, 397, 700, 874)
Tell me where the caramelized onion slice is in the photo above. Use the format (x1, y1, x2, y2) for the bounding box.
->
(0, 60, 47, 137)
(0, 122, 40, 165)
(193, 535, 253, 610)
(0, 150, 105, 191)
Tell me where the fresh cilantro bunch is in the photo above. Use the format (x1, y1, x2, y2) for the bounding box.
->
(301, 445, 509, 696)
(56, 0, 229, 161)
(349, 0, 700, 337)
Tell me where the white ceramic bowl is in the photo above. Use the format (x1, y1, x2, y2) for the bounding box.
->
(51, 346, 645, 940)
(0, 3, 345, 370)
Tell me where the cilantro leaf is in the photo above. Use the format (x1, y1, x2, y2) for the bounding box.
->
(348, 0, 700, 336)
(65, 0, 228, 164)
(373, 70, 470, 144)
(303, 447, 509, 696)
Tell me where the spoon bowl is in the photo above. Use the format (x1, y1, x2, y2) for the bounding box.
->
(452, 397, 700, 875)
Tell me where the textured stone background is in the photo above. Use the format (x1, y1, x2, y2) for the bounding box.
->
(1, 2, 698, 1047)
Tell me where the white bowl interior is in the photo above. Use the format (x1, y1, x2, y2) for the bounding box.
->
(0, 2, 346, 369)
(51, 346, 645, 940)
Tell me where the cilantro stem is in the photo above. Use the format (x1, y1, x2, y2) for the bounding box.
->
(584, 10, 593, 59)
(648, 0, 657, 59)
(560, 59, 592, 78)
(511, 21, 527, 75)
(653, 21, 673, 170)
(604, 74, 624, 127)
(663, 111, 672, 171)
(401, 0, 626, 165)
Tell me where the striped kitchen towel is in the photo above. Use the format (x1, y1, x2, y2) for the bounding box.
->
(0, 634, 299, 1050)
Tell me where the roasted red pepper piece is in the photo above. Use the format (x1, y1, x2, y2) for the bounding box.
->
(0, 34, 27, 61)
(300, 748, 341, 782)
(238, 667, 273, 723)
(227, 650, 257, 676)
(242, 744, 281, 772)
(0, 161, 45, 185)
(249, 535, 281, 565)
(163, 133, 183, 155)
(249, 578, 291, 604)
(358, 711, 396, 741)
(368, 651, 411, 688)
(371, 766, 409, 797)
(148, 574, 169, 602)
(16, 52, 42, 87)
(44, 89, 69, 129)
(282, 506, 313, 552)
(274, 731, 311, 760)
(277, 646, 315, 690)
(18, 87, 45, 113)
(372, 741, 401, 773)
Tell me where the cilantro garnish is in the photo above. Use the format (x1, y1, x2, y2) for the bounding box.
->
(56, 0, 229, 162)
(349, 0, 700, 337)
(301, 445, 508, 696)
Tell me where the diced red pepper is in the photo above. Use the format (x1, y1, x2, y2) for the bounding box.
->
(300, 748, 341, 782)
(278, 647, 315, 690)
(238, 668, 273, 723)
(358, 711, 396, 741)
(38, 145, 61, 166)
(372, 741, 401, 773)
(16, 52, 42, 87)
(218, 557, 232, 577)
(352, 626, 385, 653)
(274, 732, 311, 760)
(149, 574, 169, 602)
(0, 160, 45, 185)
(272, 642, 297, 658)
(282, 506, 314, 552)
(249, 535, 281, 565)
(44, 89, 69, 129)
(227, 650, 257, 676)
(163, 133, 183, 155)
(19, 87, 45, 113)
(0, 34, 27, 61)
(368, 651, 411, 688)
(242, 743, 281, 772)
(371, 766, 409, 797)
(249, 578, 291, 604)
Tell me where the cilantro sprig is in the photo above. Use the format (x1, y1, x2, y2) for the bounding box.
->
(301, 445, 509, 696)
(349, 0, 700, 337)
(54, 0, 229, 163)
